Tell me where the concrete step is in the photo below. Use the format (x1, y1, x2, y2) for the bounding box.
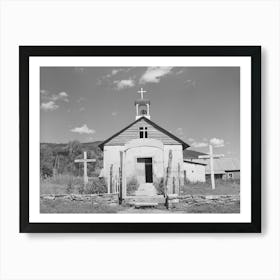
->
(135, 183, 158, 196)
(134, 202, 158, 208)
(125, 195, 166, 206)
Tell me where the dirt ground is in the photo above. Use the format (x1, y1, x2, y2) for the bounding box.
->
(40, 196, 240, 214)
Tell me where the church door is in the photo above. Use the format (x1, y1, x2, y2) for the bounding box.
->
(137, 158, 153, 183)
(145, 158, 153, 183)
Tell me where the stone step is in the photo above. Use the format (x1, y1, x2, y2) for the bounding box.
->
(134, 202, 158, 208)
(125, 195, 166, 206)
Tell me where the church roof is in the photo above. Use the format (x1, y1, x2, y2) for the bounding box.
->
(98, 116, 190, 150)
(194, 157, 240, 174)
(134, 99, 151, 105)
(183, 149, 207, 159)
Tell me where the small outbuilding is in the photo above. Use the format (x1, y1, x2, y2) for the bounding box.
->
(183, 160, 207, 183)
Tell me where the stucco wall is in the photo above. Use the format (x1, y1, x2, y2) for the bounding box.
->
(103, 142, 185, 195)
(183, 161, 206, 183)
(124, 139, 164, 181)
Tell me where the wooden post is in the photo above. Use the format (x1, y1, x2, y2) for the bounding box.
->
(178, 163, 181, 195)
(165, 150, 173, 194)
(119, 165, 122, 202)
(109, 164, 113, 193)
(209, 145, 215, 190)
(122, 151, 127, 198)
(84, 152, 88, 184)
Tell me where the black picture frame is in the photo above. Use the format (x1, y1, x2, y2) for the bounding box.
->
(20, 46, 261, 233)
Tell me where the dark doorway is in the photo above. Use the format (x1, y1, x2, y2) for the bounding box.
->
(137, 157, 153, 183)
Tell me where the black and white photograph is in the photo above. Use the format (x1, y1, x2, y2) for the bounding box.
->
(19, 46, 260, 232)
(40, 66, 241, 214)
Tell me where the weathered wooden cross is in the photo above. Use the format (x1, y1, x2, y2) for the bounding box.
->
(198, 145, 224, 190)
(74, 151, 96, 185)
(137, 88, 147, 99)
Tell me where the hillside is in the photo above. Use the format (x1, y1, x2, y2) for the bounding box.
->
(40, 141, 104, 178)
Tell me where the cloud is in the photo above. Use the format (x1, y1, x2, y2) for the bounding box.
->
(41, 90, 69, 101)
(77, 97, 85, 103)
(52, 91, 69, 102)
(74, 67, 85, 73)
(210, 138, 225, 147)
(184, 79, 196, 88)
(175, 69, 184, 75)
(114, 79, 135, 90)
(140, 67, 173, 84)
(191, 142, 208, 148)
(175, 127, 184, 136)
(40, 89, 49, 96)
(111, 69, 120, 75)
(58, 91, 68, 98)
(97, 68, 135, 88)
(40, 90, 69, 111)
(188, 137, 195, 142)
(70, 124, 95, 134)
(41, 101, 59, 111)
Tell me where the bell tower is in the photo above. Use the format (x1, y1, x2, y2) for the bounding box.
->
(135, 88, 151, 120)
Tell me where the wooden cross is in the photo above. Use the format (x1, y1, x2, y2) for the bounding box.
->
(198, 145, 224, 190)
(74, 151, 96, 185)
(137, 88, 147, 99)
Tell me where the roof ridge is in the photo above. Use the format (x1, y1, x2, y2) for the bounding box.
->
(98, 116, 189, 150)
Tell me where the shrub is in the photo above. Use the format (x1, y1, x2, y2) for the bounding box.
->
(154, 177, 165, 195)
(65, 175, 75, 194)
(126, 176, 139, 195)
(84, 177, 107, 194)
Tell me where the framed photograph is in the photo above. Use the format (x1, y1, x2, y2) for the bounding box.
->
(20, 46, 261, 233)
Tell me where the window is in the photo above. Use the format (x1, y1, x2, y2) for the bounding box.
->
(139, 127, 148, 138)
(228, 173, 233, 179)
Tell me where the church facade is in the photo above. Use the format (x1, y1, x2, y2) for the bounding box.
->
(99, 88, 205, 198)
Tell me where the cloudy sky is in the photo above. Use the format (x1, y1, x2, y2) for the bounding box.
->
(40, 66, 240, 158)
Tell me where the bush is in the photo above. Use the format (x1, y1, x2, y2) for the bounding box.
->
(84, 177, 107, 194)
(65, 176, 75, 194)
(154, 177, 165, 195)
(126, 176, 139, 195)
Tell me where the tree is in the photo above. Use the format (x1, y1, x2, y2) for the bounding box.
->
(66, 140, 82, 175)
(40, 144, 54, 177)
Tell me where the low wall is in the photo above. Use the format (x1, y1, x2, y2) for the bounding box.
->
(167, 194, 240, 209)
(40, 193, 119, 204)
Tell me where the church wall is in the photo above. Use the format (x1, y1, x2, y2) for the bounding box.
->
(124, 145, 164, 181)
(183, 161, 206, 183)
(102, 142, 186, 195)
(105, 119, 181, 146)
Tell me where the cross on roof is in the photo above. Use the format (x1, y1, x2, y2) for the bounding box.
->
(198, 145, 224, 190)
(137, 88, 147, 99)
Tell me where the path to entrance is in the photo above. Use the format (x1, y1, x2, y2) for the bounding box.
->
(135, 183, 158, 196)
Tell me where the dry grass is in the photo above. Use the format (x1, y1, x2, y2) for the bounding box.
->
(181, 179, 240, 196)
(40, 174, 109, 195)
(40, 198, 123, 213)
(41, 174, 84, 195)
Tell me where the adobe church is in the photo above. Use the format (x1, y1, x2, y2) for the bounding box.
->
(99, 88, 205, 198)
